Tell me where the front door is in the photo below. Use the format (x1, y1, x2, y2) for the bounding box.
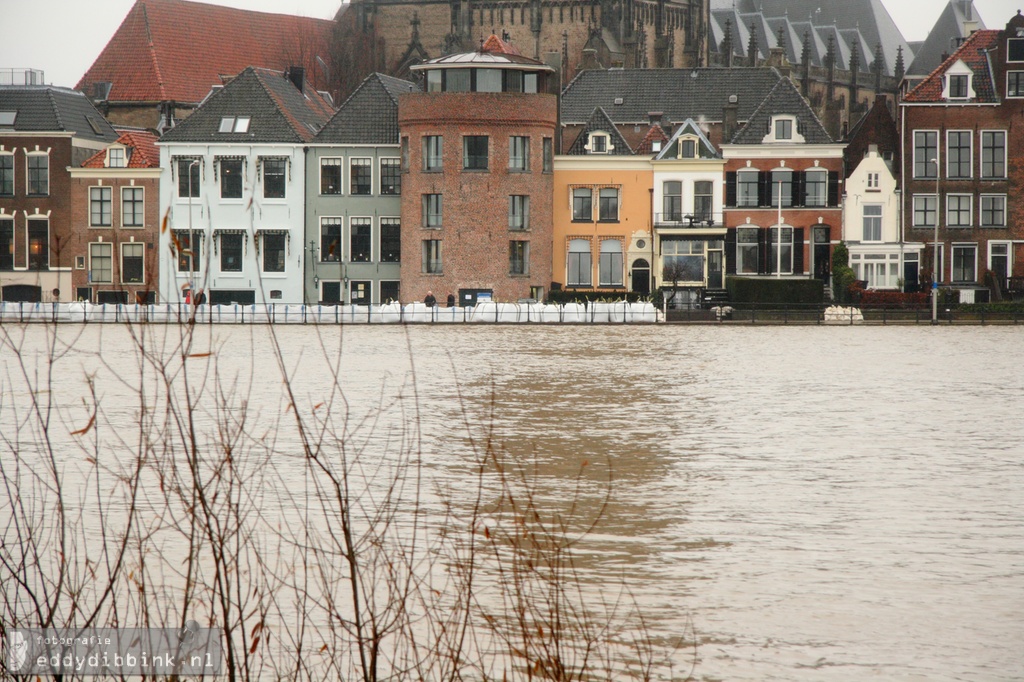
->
(903, 259, 920, 293)
(813, 226, 831, 281)
(631, 259, 650, 295)
(707, 250, 723, 289)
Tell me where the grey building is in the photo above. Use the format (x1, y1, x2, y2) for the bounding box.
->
(305, 73, 417, 305)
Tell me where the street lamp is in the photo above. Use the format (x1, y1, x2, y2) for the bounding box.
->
(186, 158, 199, 317)
(776, 178, 784, 278)
(931, 157, 939, 324)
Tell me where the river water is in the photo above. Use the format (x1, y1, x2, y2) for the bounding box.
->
(2, 324, 1022, 681)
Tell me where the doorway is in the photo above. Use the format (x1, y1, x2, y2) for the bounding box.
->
(631, 259, 650, 294)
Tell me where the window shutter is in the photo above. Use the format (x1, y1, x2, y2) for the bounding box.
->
(725, 172, 737, 207)
(725, 228, 737, 275)
(793, 228, 805, 274)
(828, 172, 840, 206)
(758, 171, 770, 208)
(758, 228, 769, 274)
(792, 171, 805, 207)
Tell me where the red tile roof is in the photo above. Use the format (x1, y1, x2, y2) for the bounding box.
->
(635, 123, 670, 156)
(82, 130, 161, 168)
(481, 34, 523, 56)
(903, 29, 1000, 103)
(76, 0, 333, 105)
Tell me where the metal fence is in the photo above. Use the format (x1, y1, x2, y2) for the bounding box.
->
(669, 303, 1024, 325)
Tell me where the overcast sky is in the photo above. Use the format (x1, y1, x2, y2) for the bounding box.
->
(1, 0, 1022, 88)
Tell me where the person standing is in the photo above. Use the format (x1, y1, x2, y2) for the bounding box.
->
(446, 292, 456, 307)
(424, 290, 436, 307)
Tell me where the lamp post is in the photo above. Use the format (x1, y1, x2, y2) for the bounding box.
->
(931, 157, 939, 324)
(776, 178, 783, 278)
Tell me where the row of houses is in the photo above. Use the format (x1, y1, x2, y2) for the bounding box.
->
(3, 12, 1024, 307)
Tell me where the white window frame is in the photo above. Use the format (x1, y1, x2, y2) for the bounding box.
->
(380, 157, 401, 195)
(946, 194, 973, 228)
(946, 130, 972, 179)
(89, 241, 113, 284)
(980, 194, 1006, 228)
(941, 61, 975, 100)
(106, 146, 126, 168)
(598, 187, 620, 222)
(349, 216, 373, 263)
(598, 239, 623, 286)
(862, 204, 883, 242)
(567, 238, 592, 286)
(913, 130, 939, 179)
(951, 243, 978, 283)
(913, 194, 938, 229)
(1007, 70, 1024, 97)
(980, 130, 1007, 179)
(218, 116, 250, 133)
(585, 132, 611, 154)
(0, 152, 14, 196)
(120, 241, 145, 284)
(349, 157, 372, 195)
(769, 226, 794, 275)
(121, 186, 145, 228)
(90, 185, 112, 227)
(988, 241, 1012, 278)
(736, 227, 759, 274)
(26, 151, 49, 196)
(320, 157, 342, 195)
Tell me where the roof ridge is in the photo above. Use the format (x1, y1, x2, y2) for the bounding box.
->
(46, 88, 64, 132)
(140, 2, 167, 102)
(904, 28, 999, 101)
(251, 67, 306, 143)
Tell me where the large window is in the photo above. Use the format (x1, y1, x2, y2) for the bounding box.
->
(805, 170, 827, 207)
(662, 181, 682, 222)
(863, 205, 882, 241)
(567, 239, 591, 286)
(380, 280, 400, 303)
(509, 240, 529, 275)
(572, 188, 592, 221)
(509, 195, 530, 230)
(737, 170, 759, 207)
(1008, 71, 1024, 97)
(221, 158, 243, 198)
(350, 218, 371, 262)
(771, 170, 793, 208)
(321, 158, 342, 195)
(177, 158, 200, 198)
(380, 218, 400, 262)
(913, 195, 937, 228)
(769, 227, 794, 274)
(0, 219, 13, 270)
(0, 154, 13, 196)
(321, 218, 341, 262)
(262, 158, 286, 199)
(952, 244, 977, 283)
(423, 194, 442, 228)
(220, 233, 243, 272)
(380, 158, 401, 195)
(423, 136, 442, 171)
(946, 195, 972, 228)
(90, 242, 112, 283)
(662, 240, 702, 282)
(509, 136, 529, 171)
(350, 158, 371, 195)
(262, 233, 285, 272)
(948, 74, 969, 99)
(980, 195, 1006, 227)
(598, 188, 619, 221)
(981, 132, 1006, 179)
(914, 131, 938, 179)
(463, 136, 488, 170)
(542, 138, 553, 173)
(176, 231, 200, 273)
(477, 68, 502, 92)
(122, 187, 144, 227)
(422, 239, 442, 274)
(121, 242, 144, 283)
(736, 227, 759, 274)
(90, 186, 112, 227)
(27, 154, 48, 196)
(694, 181, 713, 221)
(598, 239, 623, 286)
(947, 131, 971, 179)
(28, 221, 48, 270)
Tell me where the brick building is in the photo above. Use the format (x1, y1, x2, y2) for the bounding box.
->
(68, 131, 162, 303)
(0, 86, 118, 303)
(398, 36, 556, 305)
(899, 16, 1023, 299)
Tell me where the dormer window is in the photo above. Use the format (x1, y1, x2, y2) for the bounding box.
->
(218, 116, 250, 133)
(941, 61, 975, 100)
(585, 132, 612, 154)
(679, 138, 697, 158)
(764, 115, 803, 144)
(775, 118, 793, 140)
(107, 147, 126, 168)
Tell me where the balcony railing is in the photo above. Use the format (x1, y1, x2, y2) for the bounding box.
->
(654, 212, 721, 228)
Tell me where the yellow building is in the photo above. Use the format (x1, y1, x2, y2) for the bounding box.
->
(552, 114, 656, 296)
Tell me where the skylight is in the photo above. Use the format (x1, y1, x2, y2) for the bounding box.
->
(0, 111, 16, 127)
(219, 116, 251, 133)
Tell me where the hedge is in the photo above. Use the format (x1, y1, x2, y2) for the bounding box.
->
(725, 277, 824, 305)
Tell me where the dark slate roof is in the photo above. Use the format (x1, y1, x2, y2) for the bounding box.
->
(159, 67, 333, 144)
(710, 0, 912, 77)
(710, 10, 753, 60)
(656, 119, 719, 160)
(906, 0, 987, 77)
(0, 86, 119, 143)
(729, 77, 833, 144)
(314, 73, 417, 145)
(903, 29, 999, 103)
(561, 68, 783, 125)
(566, 107, 634, 155)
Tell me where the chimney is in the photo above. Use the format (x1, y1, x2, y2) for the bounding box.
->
(648, 111, 664, 126)
(286, 66, 305, 93)
(723, 95, 738, 142)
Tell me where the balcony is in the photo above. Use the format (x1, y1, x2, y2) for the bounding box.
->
(654, 212, 722, 230)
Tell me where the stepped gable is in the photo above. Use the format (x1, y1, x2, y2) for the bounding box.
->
(82, 130, 160, 168)
(159, 67, 333, 144)
(76, 0, 333, 104)
(903, 29, 999, 104)
(566, 107, 634, 155)
(729, 77, 833, 144)
(314, 73, 418, 145)
(560, 68, 784, 126)
(0, 86, 118, 143)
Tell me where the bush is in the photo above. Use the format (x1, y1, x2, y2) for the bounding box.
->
(725, 277, 824, 305)
(545, 289, 645, 304)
